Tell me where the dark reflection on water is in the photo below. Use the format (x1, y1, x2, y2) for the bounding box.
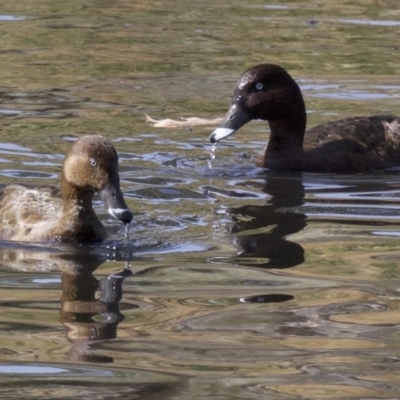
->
(230, 172, 306, 269)
(0, 245, 133, 360)
(60, 255, 132, 364)
(0, 245, 186, 397)
(241, 293, 294, 304)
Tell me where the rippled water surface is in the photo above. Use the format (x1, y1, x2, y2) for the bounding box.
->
(1, 0, 400, 399)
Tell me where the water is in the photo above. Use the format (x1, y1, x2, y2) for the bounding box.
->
(0, 0, 400, 398)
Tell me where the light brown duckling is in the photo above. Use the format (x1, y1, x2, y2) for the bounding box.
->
(0, 134, 133, 242)
(210, 63, 400, 172)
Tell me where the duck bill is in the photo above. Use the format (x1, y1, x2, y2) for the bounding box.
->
(99, 181, 133, 224)
(209, 102, 252, 143)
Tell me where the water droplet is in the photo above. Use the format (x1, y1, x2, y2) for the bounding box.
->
(208, 143, 218, 168)
(124, 223, 130, 243)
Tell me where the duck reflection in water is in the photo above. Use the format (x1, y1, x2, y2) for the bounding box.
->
(60, 253, 133, 363)
(229, 172, 306, 270)
(0, 246, 132, 363)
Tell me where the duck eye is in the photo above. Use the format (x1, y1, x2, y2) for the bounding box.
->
(255, 82, 263, 91)
(90, 159, 97, 167)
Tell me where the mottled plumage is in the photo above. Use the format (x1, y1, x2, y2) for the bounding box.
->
(0, 135, 133, 242)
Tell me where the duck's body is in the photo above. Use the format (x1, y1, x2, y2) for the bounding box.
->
(210, 64, 400, 172)
(266, 114, 400, 172)
(0, 135, 133, 242)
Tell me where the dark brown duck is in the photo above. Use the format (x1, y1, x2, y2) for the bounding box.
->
(209, 63, 400, 172)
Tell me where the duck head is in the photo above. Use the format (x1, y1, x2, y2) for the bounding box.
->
(62, 135, 133, 224)
(210, 64, 306, 144)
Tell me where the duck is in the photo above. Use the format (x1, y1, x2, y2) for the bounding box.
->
(209, 63, 400, 172)
(0, 134, 133, 242)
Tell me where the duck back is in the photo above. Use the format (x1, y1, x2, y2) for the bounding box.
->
(301, 115, 400, 172)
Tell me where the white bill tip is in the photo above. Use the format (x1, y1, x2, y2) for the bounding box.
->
(108, 207, 131, 219)
(210, 127, 236, 142)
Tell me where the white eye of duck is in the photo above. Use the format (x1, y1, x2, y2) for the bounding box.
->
(90, 158, 97, 167)
(255, 82, 263, 91)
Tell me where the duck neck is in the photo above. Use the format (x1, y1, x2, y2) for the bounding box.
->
(61, 176, 94, 211)
(264, 108, 307, 158)
(59, 176, 105, 241)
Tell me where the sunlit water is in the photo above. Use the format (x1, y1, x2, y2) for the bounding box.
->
(0, 1, 400, 399)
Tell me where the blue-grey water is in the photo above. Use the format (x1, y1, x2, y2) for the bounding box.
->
(0, 1, 400, 399)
